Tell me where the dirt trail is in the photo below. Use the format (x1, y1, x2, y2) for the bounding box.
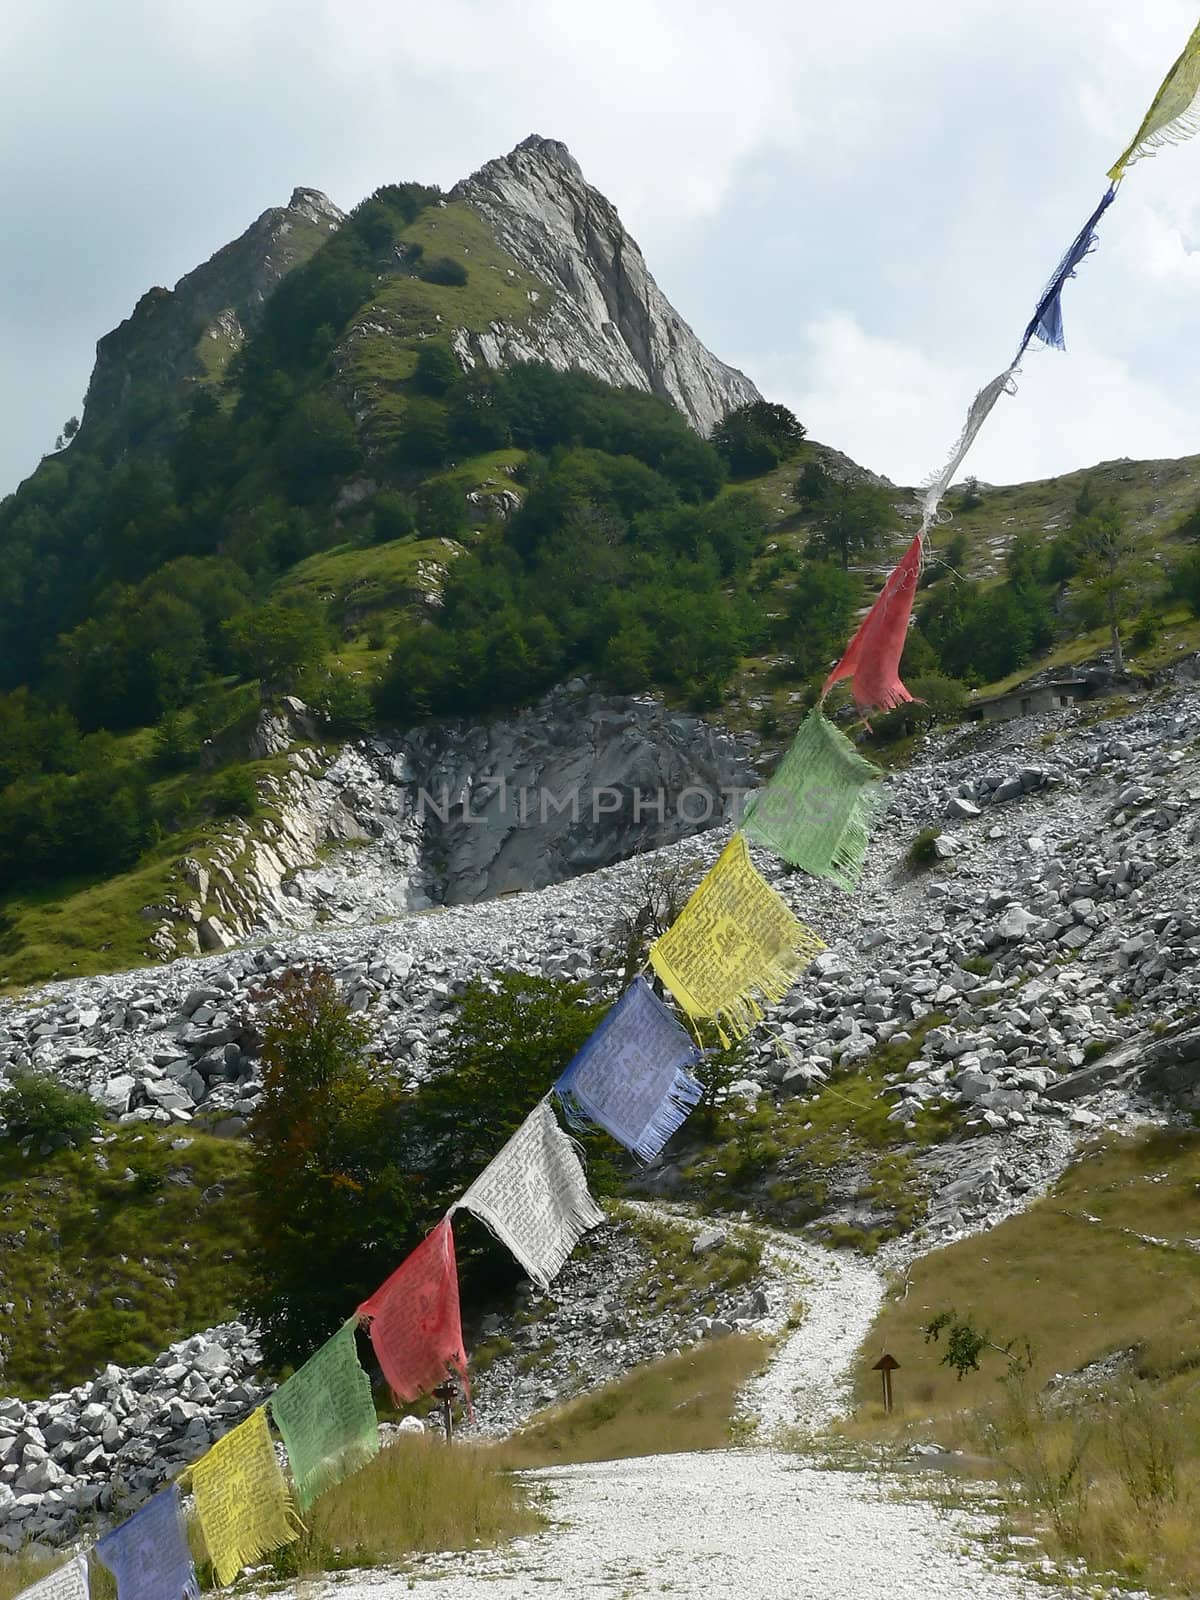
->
(308, 1212, 1087, 1600)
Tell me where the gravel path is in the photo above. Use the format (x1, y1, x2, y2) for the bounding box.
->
(737, 1231, 884, 1438)
(323, 1451, 1058, 1600)
(311, 1215, 1074, 1600)
(624, 1201, 886, 1440)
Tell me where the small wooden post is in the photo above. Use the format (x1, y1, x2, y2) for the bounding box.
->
(432, 1381, 458, 1441)
(872, 1352, 899, 1414)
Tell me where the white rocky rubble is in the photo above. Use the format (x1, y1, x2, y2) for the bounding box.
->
(4, 679, 1200, 1558)
(0, 1324, 263, 1551)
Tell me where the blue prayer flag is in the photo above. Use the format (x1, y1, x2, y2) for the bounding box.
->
(1020, 186, 1117, 354)
(554, 978, 704, 1162)
(96, 1485, 199, 1600)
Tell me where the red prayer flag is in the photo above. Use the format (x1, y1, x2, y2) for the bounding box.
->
(356, 1219, 469, 1404)
(823, 534, 922, 712)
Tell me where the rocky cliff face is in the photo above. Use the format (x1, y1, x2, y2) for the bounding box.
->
(452, 136, 760, 434)
(137, 685, 759, 961)
(80, 187, 344, 450)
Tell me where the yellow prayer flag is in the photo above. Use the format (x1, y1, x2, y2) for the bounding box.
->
(649, 832, 824, 1044)
(191, 1408, 300, 1586)
(1110, 20, 1200, 180)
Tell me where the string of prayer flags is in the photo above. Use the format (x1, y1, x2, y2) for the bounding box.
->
(357, 1219, 469, 1403)
(648, 833, 825, 1045)
(1018, 185, 1117, 354)
(454, 1098, 604, 1290)
(822, 534, 922, 713)
(20, 1557, 89, 1600)
(190, 1408, 300, 1587)
(96, 1486, 199, 1600)
(742, 709, 888, 892)
(269, 1318, 379, 1512)
(1109, 19, 1200, 181)
(554, 977, 704, 1162)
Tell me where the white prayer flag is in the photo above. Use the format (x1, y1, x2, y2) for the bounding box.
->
(453, 1098, 604, 1289)
(20, 1556, 90, 1600)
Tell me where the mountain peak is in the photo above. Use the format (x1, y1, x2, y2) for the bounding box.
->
(451, 136, 758, 434)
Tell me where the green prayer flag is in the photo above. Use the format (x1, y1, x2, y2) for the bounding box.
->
(269, 1319, 379, 1510)
(742, 710, 887, 892)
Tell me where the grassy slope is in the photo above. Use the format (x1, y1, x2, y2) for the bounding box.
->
(0, 751, 304, 991)
(339, 200, 548, 448)
(0, 1126, 253, 1395)
(848, 1128, 1200, 1591)
(497, 1335, 769, 1468)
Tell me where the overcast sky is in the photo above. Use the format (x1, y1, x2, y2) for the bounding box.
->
(6, 0, 1200, 500)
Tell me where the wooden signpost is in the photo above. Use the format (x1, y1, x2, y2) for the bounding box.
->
(872, 1352, 899, 1414)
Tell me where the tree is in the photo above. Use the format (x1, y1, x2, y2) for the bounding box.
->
(416, 479, 470, 540)
(275, 394, 361, 501)
(247, 969, 420, 1365)
(414, 343, 461, 397)
(780, 560, 861, 678)
(225, 596, 330, 692)
(1072, 504, 1157, 675)
(807, 482, 895, 570)
(393, 399, 451, 471)
(414, 973, 614, 1228)
(957, 476, 984, 512)
(711, 402, 806, 478)
(370, 490, 416, 544)
(418, 256, 469, 287)
(794, 461, 832, 511)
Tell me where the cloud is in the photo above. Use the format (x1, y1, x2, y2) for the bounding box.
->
(768, 310, 1197, 490)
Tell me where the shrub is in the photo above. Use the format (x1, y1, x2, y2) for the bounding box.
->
(370, 490, 416, 544)
(1129, 609, 1163, 652)
(309, 669, 374, 735)
(418, 256, 469, 287)
(210, 767, 258, 818)
(957, 476, 984, 512)
(907, 827, 942, 868)
(0, 1076, 100, 1146)
(413, 343, 460, 397)
(794, 461, 831, 511)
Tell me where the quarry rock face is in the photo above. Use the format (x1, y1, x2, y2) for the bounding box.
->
(452, 135, 760, 434)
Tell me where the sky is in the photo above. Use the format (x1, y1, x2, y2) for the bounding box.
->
(5, 0, 1200, 499)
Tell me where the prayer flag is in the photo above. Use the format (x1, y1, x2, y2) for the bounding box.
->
(1019, 186, 1117, 354)
(648, 833, 825, 1044)
(742, 709, 887, 891)
(96, 1486, 199, 1600)
(822, 535, 922, 713)
(269, 1319, 379, 1511)
(18, 1557, 89, 1600)
(555, 978, 704, 1161)
(190, 1408, 300, 1587)
(357, 1219, 468, 1403)
(454, 1099, 604, 1289)
(1110, 20, 1200, 180)
(918, 366, 1017, 533)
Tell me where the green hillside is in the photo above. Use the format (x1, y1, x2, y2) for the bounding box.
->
(3, 162, 1200, 989)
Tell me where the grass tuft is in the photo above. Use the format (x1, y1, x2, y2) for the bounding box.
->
(260, 1434, 541, 1577)
(497, 1335, 769, 1468)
